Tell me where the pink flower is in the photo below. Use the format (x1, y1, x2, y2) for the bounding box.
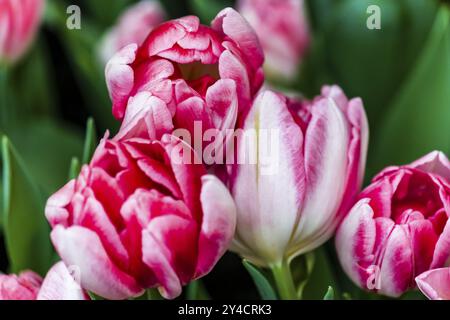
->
(0, 262, 89, 300)
(45, 134, 236, 300)
(99, 1, 166, 64)
(106, 8, 264, 148)
(336, 151, 450, 297)
(416, 268, 450, 300)
(237, 0, 310, 81)
(230, 86, 368, 265)
(0, 0, 45, 64)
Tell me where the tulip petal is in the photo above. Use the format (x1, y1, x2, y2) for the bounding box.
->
(335, 199, 377, 288)
(212, 8, 264, 72)
(37, 262, 89, 300)
(219, 50, 251, 112)
(45, 180, 75, 227)
(115, 92, 174, 141)
(195, 175, 236, 278)
(378, 225, 413, 297)
(142, 215, 198, 299)
(410, 151, 450, 180)
(105, 44, 138, 120)
(205, 79, 238, 131)
(51, 226, 143, 300)
(416, 268, 450, 300)
(232, 91, 304, 264)
(291, 97, 349, 254)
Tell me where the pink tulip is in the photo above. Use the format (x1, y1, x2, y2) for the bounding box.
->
(0, 262, 89, 300)
(99, 0, 166, 64)
(106, 8, 264, 147)
(230, 86, 368, 266)
(416, 268, 450, 300)
(45, 134, 236, 300)
(336, 151, 450, 297)
(0, 0, 45, 64)
(237, 0, 310, 81)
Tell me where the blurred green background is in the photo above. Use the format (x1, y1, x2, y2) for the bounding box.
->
(0, 0, 449, 300)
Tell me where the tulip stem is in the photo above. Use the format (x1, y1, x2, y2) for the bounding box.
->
(271, 260, 297, 300)
(0, 67, 9, 130)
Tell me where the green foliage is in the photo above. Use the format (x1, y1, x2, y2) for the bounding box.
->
(323, 287, 335, 300)
(186, 280, 211, 300)
(243, 260, 278, 300)
(189, 0, 234, 23)
(1, 137, 53, 275)
(372, 6, 450, 173)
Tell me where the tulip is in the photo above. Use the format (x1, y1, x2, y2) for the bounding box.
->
(106, 8, 264, 152)
(99, 0, 166, 64)
(0, 262, 89, 300)
(45, 134, 236, 300)
(230, 86, 368, 298)
(237, 0, 310, 81)
(416, 268, 450, 300)
(0, 0, 45, 64)
(336, 151, 450, 297)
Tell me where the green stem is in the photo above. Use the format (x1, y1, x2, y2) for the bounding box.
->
(270, 260, 297, 300)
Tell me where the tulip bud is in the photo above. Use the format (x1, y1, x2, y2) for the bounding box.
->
(336, 151, 450, 297)
(231, 86, 368, 266)
(237, 0, 310, 81)
(99, 0, 166, 64)
(0, 0, 44, 64)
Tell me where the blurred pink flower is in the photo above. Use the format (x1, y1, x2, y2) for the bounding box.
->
(230, 86, 368, 265)
(0, 0, 45, 64)
(0, 262, 89, 300)
(99, 0, 166, 64)
(336, 151, 450, 297)
(237, 0, 310, 81)
(45, 134, 236, 300)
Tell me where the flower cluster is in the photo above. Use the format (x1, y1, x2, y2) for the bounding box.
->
(1, 0, 449, 301)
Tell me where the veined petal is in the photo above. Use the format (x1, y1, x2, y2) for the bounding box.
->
(232, 91, 304, 264)
(105, 44, 138, 120)
(291, 97, 349, 254)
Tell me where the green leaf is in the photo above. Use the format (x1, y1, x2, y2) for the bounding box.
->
(1, 136, 52, 275)
(82, 118, 97, 165)
(68, 157, 81, 180)
(291, 252, 315, 299)
(323, 286, 335, 300)
(372, 6, 450, 173)
(243, 260, 278, 300)
(186, 280, 211, 300)
(301, 246, 340, 299)
(9, 119, 83, 195)
(189, 0, 234, 24)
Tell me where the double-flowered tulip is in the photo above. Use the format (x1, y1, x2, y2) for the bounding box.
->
(45, 134, 236, 300)
(0, 0, 44, 64)
(336, 151, 450, 297)
(99, 0, 166, 64)
(237, 0, 310, 81)
(0, 262, 89, 300)
(106, 8, 264, 149)
(231, 86, 368, 268)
